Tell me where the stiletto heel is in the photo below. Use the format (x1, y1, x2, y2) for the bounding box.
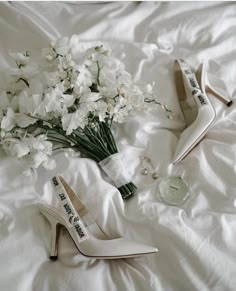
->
(40, 210, 61, 261)
(172, 59, 216, 164)
(38, 175, 158, 260)
(196, 63, 233, 107)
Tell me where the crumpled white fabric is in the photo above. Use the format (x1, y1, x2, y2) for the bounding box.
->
(0, 2, 236, 291)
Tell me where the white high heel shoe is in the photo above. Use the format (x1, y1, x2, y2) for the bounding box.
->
(172, 59, 232, 164)
(39, 175, 158, 260)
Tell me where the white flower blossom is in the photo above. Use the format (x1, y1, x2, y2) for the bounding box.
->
(0, 35, 169, 176)
(54, 35, 80, 56)
(1, 108, 15, 131)
(9, 51, 30, 67)
(76, 65, 93, 88)
(62, 110, 87, 134)
(80, 92, 102, 103)
(13, 141, 30, 158)
(1, 134, 56, 171)
(42, 47, 57, 62)
(15, 113, 37, 128)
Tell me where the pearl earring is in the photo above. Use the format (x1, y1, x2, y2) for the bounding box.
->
(141, 168, 149, 175)
(140, 156, 158, 180)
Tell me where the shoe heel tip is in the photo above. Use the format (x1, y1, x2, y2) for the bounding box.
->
(227, 100, 233, 107)
(50, 256, 58, 261)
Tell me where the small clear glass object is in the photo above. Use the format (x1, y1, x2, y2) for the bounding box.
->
(158, 176, 189, 206)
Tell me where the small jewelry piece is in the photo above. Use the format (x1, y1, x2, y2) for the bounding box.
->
(152, 172, 159, 180)
(141, 168, 148, 175)
(140, 156, 158, 180)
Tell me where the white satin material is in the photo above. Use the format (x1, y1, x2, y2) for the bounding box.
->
(0, 2, 236, 291)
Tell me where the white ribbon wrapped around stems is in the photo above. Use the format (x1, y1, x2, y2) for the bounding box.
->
(99, 153, 132, 188)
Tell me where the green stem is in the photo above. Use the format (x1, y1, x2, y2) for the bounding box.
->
(72, 129, 107, 157)
(74, 137, 107, 160)
(53, 146, 71, 151)
(73, 144, 100, 162)
(46, 126, 105, 161)
(96, 61, 101, 86)
(47, 137, 71, 146)
(101, 122, 117, 152)
(99, 122, 116, 154)
(84, 126, 111, 156)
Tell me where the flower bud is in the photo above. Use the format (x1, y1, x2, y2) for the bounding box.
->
(50, 41, 56, 48)
(46, 55, 54, 61)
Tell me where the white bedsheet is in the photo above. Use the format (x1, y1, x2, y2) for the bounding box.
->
(0, 2, 236, 291)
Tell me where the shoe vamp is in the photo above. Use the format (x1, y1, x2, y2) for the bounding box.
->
(79, 238, 155, 257)
(180, 99, 198, 127)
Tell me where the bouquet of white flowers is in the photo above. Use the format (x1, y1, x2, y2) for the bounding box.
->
(0, 35, 172, 199)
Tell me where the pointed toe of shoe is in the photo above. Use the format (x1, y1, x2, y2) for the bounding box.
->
(124, 240, 158, 256)
(152, 247, 159, 253)
(80, 238, 158, 258)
